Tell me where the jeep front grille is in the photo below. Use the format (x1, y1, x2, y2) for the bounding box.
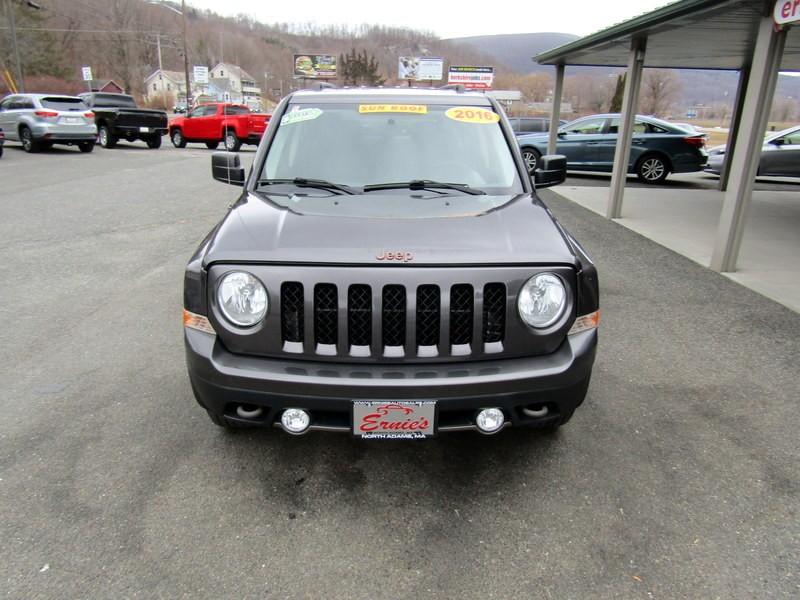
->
(210, 265, 576, 363)
(278, 281, 507, 359)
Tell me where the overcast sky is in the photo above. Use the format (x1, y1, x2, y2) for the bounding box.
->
(187, 0, 670, 39)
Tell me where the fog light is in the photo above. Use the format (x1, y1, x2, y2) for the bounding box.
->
(281, 408, 310, 434)
(475, 408, 505, 434)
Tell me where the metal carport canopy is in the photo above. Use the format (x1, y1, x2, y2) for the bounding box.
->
(532, 0, 798, 275)
(535, 0, 800, 71)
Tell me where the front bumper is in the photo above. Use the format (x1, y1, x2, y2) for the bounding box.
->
(185, 327, 597, 434)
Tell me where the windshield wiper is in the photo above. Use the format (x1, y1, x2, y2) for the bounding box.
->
(258, 178, 355, 195)
(363, 180, 486, 195)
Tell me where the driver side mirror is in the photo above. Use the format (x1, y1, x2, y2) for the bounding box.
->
(770, 137, 785, 146)
(211, 152, 245, 186)
(532, 154, 567, 188)
(557, 130, 567, 137)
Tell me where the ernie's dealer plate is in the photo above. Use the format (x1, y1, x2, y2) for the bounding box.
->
(353, 401, 435, 439)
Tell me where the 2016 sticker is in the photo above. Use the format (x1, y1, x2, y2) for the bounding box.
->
(281, 107, 323, 125)
(445, 107, 500, 124)
(359, 104, 428, 114)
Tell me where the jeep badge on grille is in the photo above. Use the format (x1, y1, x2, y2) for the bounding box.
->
(376, 250, 414, 262)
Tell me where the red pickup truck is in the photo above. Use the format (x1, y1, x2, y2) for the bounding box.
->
(169, 103, 270, 151)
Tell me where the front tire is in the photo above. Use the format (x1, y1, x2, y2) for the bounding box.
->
(20, 127, 40, 153)
(146, 135, 162, 149)
(521, 147, 540, 173)
(223, 129, 241, 152)
(636, 154, 669, 184)
(78, 141, 95, 153)
(171, 128, 187, 148)
(98, 125, 117, 148)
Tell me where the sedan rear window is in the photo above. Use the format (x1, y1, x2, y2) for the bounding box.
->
(41, 97, 88, 111)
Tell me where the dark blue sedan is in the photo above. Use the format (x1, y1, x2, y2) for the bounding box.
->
(517, 113, 708, 184)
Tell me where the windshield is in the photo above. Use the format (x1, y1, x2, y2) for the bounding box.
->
(261, 102, 522, 195)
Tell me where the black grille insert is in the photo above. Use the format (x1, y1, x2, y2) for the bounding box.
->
(314, 283, 338, 345)
(449, 284, 474, 345)
(348, 284, 372, 347)
(482, 283, 506, 343)
(382, 285, 406, 347)
(416, 285, 440, 346)
(280, 282, 304, 343)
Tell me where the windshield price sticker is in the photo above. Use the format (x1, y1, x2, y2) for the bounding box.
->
(445, 107, 500, 124)
(281, 107, 323, 125)
(358, 104, 428, 114)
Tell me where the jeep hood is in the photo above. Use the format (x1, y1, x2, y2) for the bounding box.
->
(203, 192, 576, 266)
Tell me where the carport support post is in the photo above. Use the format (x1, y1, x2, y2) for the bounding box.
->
(547, 64, 565, 155)
(710, 16, 786, 273)
(607, 38, 646, 219)
(719, 64, 751, 192)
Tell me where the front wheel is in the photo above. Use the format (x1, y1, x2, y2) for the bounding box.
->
(223, 130, 241, 152)
(20, 127, 40, 153)
(146, 135, 162, 149)
(636, 155, 669, 184)
(171, 129, 187, 148)
(521, 147, 540, 173)
(78, 141, 95, 153)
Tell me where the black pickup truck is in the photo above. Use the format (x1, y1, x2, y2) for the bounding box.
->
(79, 92, 168, 149)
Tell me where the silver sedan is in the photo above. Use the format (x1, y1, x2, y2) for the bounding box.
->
(706, 125, 800, 177)
(0, 93, 97, 153)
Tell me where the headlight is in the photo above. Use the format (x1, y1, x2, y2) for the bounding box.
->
(518, 273, 566, 328)
(217, 271, 268, 327)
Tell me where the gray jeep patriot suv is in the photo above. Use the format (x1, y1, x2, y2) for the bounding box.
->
(183, 87, 599, 438)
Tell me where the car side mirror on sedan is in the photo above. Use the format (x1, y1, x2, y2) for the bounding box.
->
(770, 137, 785, 146)
(211, 152, 245, 186)
(532, 154, 567, 188)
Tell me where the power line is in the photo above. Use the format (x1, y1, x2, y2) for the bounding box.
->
(0, 26, 179, 34)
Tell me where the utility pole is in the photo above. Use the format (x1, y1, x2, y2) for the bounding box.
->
(181, 0, 191, 110)
(156, 33, 167, 108)
(5, 0, 24, 92)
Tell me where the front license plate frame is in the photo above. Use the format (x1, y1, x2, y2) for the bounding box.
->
(352, 401, 436, 439)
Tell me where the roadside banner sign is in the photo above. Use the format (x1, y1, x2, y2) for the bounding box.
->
(448, 66, 494, 90)
(81, 66, 93, 81)
(193, 65, 209, 84)
(398, 57, 444, 81)
(294, 54, 337, 79)
(774, 0, 800, 25)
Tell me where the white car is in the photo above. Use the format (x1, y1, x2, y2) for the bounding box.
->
(706, 125, 800, 177)
(0, 93, 98, 153)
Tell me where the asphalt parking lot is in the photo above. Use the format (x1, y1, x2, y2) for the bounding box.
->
(1, 141, 798, 599)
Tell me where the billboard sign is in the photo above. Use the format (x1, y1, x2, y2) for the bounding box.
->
(294, 54, 337, 79)
(398, 57, 444, 81)
(774, 0, 800, 25)
(447, 66, 494, 90)
(193, 65, 209, 84)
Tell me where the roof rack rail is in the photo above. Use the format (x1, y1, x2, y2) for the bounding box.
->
(309, 81, 336, 91)
(438, 84, 466, 93)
